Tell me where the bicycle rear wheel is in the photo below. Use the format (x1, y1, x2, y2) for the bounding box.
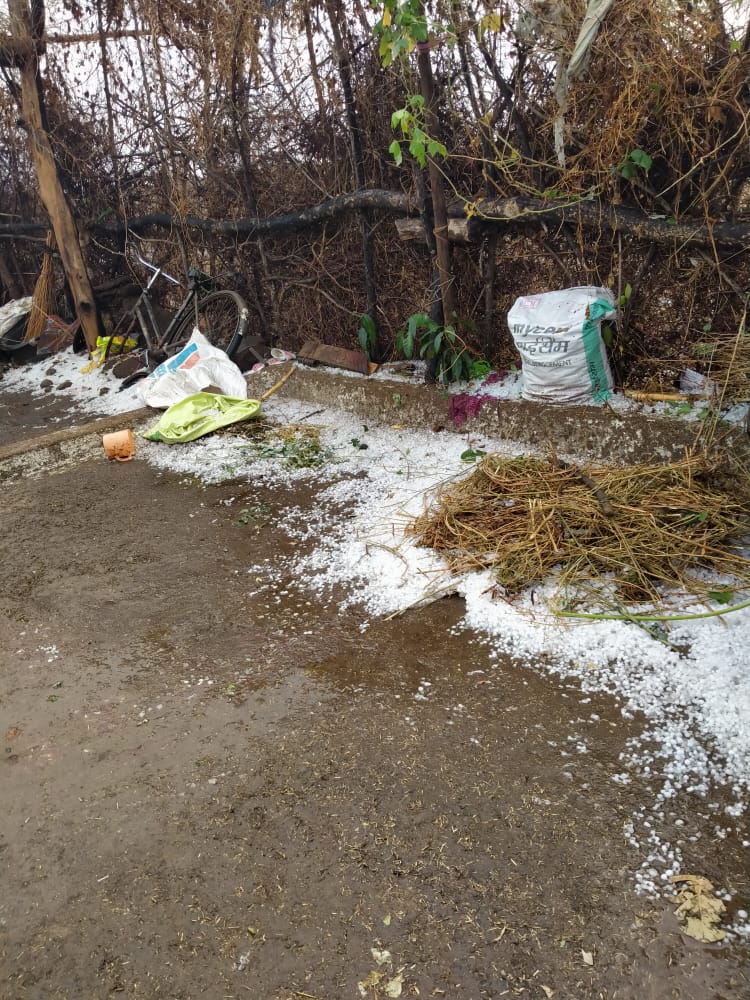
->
(169, 290, 249, 358)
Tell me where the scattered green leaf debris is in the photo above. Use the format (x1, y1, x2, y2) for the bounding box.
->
(233, 503, 272, 527)
(238, 423, 334, 469)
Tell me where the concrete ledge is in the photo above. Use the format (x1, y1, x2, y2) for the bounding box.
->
(1, 364, 746, 474)
(247, 363, 745, 466)
(0, 406, 153, 465)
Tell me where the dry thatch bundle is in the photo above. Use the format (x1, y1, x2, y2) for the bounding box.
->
(24, 231, 55, 344)
(407, 451, 750, 605)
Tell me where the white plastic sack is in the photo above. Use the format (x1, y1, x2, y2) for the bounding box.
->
(140, 329, 247, 408)
(0, 297, 33, 338)
(508, 286, 615, 404)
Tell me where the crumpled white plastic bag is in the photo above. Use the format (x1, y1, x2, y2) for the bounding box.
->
(0, 297, 33, 338)
(140, 329, 247, 408)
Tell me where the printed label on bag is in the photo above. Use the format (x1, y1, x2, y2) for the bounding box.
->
(514, 336, 571, 356)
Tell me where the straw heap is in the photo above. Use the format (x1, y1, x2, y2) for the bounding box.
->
(407, 451, 750, 605)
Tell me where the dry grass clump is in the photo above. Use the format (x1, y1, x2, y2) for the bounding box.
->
(693, 330, 750, 404)
(407, 451, 750, 605)
(528, 0, 750, 214)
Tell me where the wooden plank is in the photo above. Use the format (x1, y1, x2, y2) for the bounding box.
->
(297, 340, 370, 375)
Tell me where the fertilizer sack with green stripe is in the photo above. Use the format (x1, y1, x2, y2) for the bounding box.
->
(507, 287, 615, 404)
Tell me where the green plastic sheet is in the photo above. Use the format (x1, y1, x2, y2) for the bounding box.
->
(144, 392, 262, 443)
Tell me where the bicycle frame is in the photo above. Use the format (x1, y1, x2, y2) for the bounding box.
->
(110, 249, 252, 376)
(127, 250, 198, 353)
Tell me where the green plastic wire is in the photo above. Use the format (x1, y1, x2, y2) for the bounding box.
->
(556, 595, 750, 623)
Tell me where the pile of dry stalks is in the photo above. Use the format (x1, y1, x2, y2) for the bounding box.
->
(693, 329, 750, 403)
(407, 448, 750, 607)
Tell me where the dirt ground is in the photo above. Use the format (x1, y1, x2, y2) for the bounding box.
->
(1, 388, 749, 1000)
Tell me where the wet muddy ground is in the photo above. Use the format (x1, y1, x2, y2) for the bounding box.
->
(0, 378, 749, 999)
(0, 384, 94, 447)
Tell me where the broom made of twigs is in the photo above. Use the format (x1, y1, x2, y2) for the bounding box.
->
(23, 231, 55, 344)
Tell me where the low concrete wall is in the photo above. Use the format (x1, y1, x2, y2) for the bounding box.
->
(248, 364, 739, 466)
(0, 408, 153, 482)
(1, 364, 746, 472)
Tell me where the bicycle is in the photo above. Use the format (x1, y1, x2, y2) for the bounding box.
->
(104, 247, 262, 381)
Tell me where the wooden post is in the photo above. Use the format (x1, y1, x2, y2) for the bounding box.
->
(6, 0, 100, 350)
(326, 0, 380, 357)
(414, 25, 457, 329)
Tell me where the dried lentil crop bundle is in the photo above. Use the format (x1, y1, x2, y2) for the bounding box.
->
(407, 452, 750, 605)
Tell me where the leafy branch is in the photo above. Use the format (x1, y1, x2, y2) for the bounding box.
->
(395, 311, 473, 384)
(389, 95, 447, 168)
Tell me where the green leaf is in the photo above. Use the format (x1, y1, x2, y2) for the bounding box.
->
(708, 589, 734, 604)
(407, 312, 431, 338)
(391, 108, 408, 132)
(458, 355, 471, 383)
(630, 148, 653, 172)
(360, 312, 376, 341)
(460, 448, 486, 462)
(672, 401, 693, 415)
(471, 359, 491, 379)
(409, 128, 427, 168)
(427, 139, 447, 159)
(388, 139, 403, 166)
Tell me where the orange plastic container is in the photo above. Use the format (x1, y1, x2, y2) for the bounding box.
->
(102, 429, 136, 462)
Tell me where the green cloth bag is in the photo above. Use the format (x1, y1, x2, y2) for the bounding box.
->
(144, 392, 262, 443)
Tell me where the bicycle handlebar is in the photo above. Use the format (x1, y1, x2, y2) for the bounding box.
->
(127, 245, 181, 287)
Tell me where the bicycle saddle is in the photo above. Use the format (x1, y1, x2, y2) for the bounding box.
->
(187, 268, 216, 292)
